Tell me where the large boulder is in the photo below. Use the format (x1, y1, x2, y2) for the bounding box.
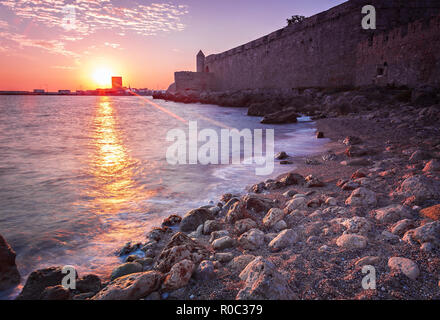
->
(262, 208, 285, 228)
(180, 208, 214, 232)
(237, 257, 297, 300)
(268, 229, 298, 252)
(260, 109, 298, 124)
(155, 232, 209, 273)
(238, 229, 265, 251)
(162, 259, 194, 291)
(92, 271, 163, 300)
(395, 175, 440, 203)
(0, 234, 20, 291)
(110, 262, 143, 281)
(403, 221, 440, 246)
(374, 204, 412, 223)
(345, 187, 377, 207)
(242, 194, 273, 214)
(388, 257, 420, 280)
(225, 201, 247, 224)
(341, 216, 372, 235)
(17, 266, 70, 300)
(336, 234, 368, 250)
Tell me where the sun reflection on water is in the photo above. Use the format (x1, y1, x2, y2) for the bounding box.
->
(84, 97, 156, 245)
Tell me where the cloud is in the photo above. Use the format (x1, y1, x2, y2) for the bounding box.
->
(0, 0, 189, 36)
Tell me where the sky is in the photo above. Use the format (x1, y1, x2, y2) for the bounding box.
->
(0, 0, 346, 91)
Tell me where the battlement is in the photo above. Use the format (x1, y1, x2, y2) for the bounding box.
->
(356, 12, 440, 87)
(175, 0, 440, 93)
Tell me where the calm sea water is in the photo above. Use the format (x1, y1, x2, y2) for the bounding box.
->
(0, 95, 327, 298)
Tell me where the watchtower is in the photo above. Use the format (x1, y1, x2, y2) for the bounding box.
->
(196, 50, 205, 73)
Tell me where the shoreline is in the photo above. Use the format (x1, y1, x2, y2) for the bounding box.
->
(2, 86, 440, 300)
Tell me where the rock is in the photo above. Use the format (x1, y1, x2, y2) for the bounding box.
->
(243, 194, 274, 213)
(223, 197, 240, 212)
(374, 204, 412, 223)
(340, 158, 372, 166)
(92, 271, 163, 300)
(40, 285, 71, 300)
(162, 259, 194, 291)
(235, 219, 257, 235)
(322, 152, 337, 161)
(238, 229, 265, 250)
(273, 220, 287, 232)
(203, 220, 223, 234)
(261, 109, 298, 124)
(284, 196, 307, 212)
(336, 234, 368, 250)
(396, 175, 440, 203)
(76, 274, 101, 294)
(280, 160, 293, 165)
(110, 262, 143, 281)
(340, 180, 360, 191)
(345, 187, 377, 207)
(341, 216, 372, 235)
(237, 257, 297, 300)
(262, 208, 285, 228)
(391, 219, 415, 236)
(162, 214, 182, 227)
(420, 242, 434, 252)
(212, 236, 234, 250)
(147, 228, 171, 242)
(279, 172, 305, 186)
(214, 252, 234, 263)
(305, 175, 324, 188)
(17, 266, 70, 300)
(388, 257, 420, 280)
(316, 131, 324, 139)
(420, 204, 440, 221)
(355, 256, 380, 267)
(209, 230, 229, 243)
(268, 229, 298, 252)
(0, 234, 20, 291)
(229, 255, 256, 274)
(119, 241, 142, 256)
(325, 197, 337, 206)
(423, 159, 440, 172)
(342, 136, 362, 146)
(408, 150, 430, 164)
(156, 232, 209, 273)
(381, 230, 400, 243)
(283, 190, 297, 197)
(275, 151, 289, 160)
(225, 201, 246, 224)
(180, 208, 214, 232)
(403, 221, 440, 246)
(194, 260, 215, 280)
(351, 169, 367, 179)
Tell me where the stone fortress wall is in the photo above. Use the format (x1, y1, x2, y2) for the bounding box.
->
(173, 0, 440, 93)
(356, 13, 440, 87)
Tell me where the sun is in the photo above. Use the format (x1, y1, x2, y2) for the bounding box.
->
(92, 67, 113, 88)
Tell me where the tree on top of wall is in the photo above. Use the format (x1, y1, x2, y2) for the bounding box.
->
(287, 15, 305, 25)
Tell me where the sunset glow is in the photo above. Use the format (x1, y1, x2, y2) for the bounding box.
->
(92, 68, 113, 88)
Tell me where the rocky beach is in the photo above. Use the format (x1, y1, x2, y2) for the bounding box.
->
(2, 85, 440, 300)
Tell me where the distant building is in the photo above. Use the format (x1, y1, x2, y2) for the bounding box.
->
(58, 90, 71, 94)
(33, 89, 45, 93)
(112, 77, 123, 90)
